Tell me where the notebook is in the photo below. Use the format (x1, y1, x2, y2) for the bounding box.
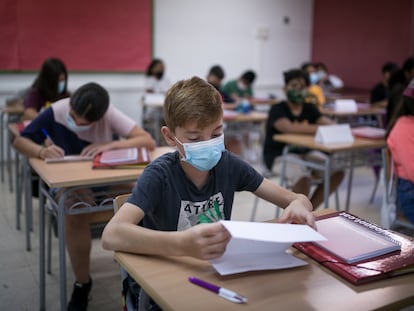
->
(294, 211, 414, 285)
(351, 126, 385, 139)
(313, 213, 400, 264)
(93, 147, 151, 169)
(100, 148, 138, 164)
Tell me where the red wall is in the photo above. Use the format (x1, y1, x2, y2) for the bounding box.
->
(312, 0, 413, 90)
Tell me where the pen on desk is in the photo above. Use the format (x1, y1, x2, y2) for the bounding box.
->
(188, 276, 248, 304)
(41, 128, 55, 145)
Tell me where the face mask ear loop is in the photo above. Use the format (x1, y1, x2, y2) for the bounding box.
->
(174, 137, 186, 161)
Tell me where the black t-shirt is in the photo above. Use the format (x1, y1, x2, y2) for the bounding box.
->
(370, 82, 388, 104)
(263, 101, 322, 169)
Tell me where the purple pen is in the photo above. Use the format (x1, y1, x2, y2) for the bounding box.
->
(188, 276, 248, 304)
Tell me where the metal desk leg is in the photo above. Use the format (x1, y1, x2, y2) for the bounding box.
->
(345, 153, 355, 212)
(58, 193, 68, 311)
(6, 117, 13, 192)
(0, 111, 4, 183)
(323, 156, 331, 209)
(280, 146, 289, 188)
(15, 151, 22, 230)
(24, 156, 32, 251)
(39, 179, 46, 311)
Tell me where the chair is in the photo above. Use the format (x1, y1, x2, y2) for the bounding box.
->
(113, 194, 150, 311)
(380, 149, 414, 231)
(250, 159, 340, 221)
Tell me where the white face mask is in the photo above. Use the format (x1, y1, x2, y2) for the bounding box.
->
(317, 70, 327, 80)
(58, 80, 66, 94)
(175, 135, 225, 171)
(65, 112, 91, 132)
(237, 81, 247, 91)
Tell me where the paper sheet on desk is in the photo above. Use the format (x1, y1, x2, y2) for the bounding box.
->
(210, 220, 327, 275)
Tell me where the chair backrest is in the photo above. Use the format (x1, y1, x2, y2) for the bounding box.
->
(113, 193, 131, 213)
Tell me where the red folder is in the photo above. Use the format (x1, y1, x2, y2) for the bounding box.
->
(92, 147, 151, 169)
(294, 211, 414, 285)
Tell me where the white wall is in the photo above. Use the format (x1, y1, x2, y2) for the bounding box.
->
(0, 0, 313, 135)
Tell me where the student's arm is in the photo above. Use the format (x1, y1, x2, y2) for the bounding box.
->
(101, 203, 231, 260)
(254, 178, 316, 229)
(13, 135, 65, 159)
(316, 115, 335, 125)
(274, 118, 319, 134)
(80, 125, 156, 157)
(22, 108, 39, 121)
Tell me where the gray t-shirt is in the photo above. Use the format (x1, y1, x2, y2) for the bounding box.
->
(127, 150, 264, 231)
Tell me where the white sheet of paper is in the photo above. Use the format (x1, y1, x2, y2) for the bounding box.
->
(210, 220, 327, 275)
(334, 99, 357, 112)
(315, 124, 354, 145)
(143, 93, 165, 107)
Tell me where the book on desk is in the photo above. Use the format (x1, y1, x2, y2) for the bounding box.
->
(92, 147, 152, 169)
(294, 211, 414, 285)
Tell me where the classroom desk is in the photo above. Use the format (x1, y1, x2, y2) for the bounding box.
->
(0, 104, 24, 190)
(321, 103, 386, 128)
(30, 146, 174, 311)
(114, 209, 414, 311)
(7, 123, 25, 234)
(273, 134, 386, 210)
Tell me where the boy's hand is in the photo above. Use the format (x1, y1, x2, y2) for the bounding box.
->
(181, 222, 231, 260)
(81, 143, 112, 157)
(277, 195, 317, 230)
(42, 144, 65, 159)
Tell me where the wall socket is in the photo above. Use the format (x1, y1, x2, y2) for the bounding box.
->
(256, 26, 270, 40)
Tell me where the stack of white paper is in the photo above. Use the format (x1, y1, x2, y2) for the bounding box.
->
(210, 220, 327, 275)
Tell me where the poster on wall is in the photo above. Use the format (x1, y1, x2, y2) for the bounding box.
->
(0, 0, 152, 72)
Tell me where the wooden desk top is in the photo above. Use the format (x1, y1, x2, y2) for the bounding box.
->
(320, 105, 385, 117)
(0, 104, 24, 114)
(29, 146, 174, 188)
(223, 110, 267, 123)
(114, 209, 414, 311)
(273, 133, 386, 153)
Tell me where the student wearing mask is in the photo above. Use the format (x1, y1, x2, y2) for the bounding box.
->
(102, 76, 315, 310)
(206, 65, 236, 106)
(221, 70, 256, 101)
(23, 57, 70, 120)
(14, 82, 155, 311)
(144, 58, 171, 94)
(301, 62, 326, 107)
(263, 69, 344, 208)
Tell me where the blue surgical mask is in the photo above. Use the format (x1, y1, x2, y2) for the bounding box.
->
(58, 80, 66, 94)
(309, 72, 319, 85)
(175, 135, 225, 171)
(65, 112, 91, 132)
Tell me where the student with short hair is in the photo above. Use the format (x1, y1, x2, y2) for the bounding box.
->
(370, 61, 399, 108)
(102, 76, 315, 309)
(144, 58, 171, 94)
(263, 69, 344, 208)
(221, 69, 256, 101)
(13, 82, 156, 311)
(23, 57, 70, 120)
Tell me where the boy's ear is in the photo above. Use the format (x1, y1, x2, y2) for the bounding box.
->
(161, 126, 177, 146)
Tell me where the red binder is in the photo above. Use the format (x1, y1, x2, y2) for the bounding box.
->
(92, 147, 152, 169)
(294, 211, 414, 285)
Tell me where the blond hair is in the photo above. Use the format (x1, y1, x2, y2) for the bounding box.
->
(163, 76, 223, 132)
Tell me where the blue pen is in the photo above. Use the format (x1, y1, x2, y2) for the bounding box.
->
(41, 128, 55, 145)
